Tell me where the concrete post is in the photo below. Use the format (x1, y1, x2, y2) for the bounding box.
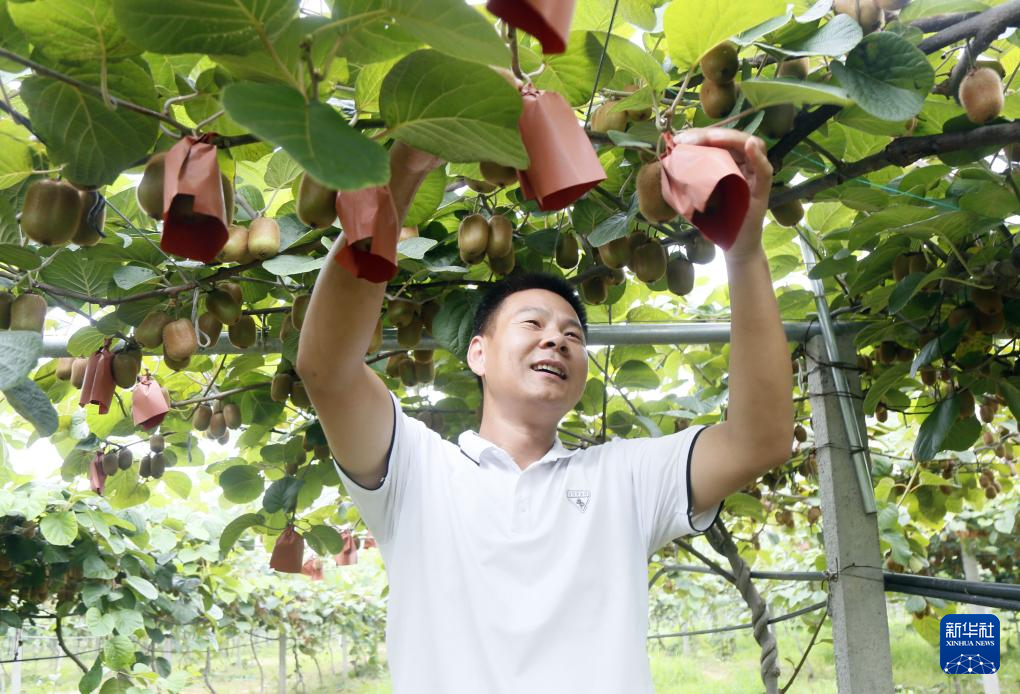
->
(277, 631, 287, 694)
(807, 333, 894, 693)
(960, 535, 1001, 694)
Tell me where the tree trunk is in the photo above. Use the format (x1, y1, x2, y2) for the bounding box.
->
(250, 630, 265, 694)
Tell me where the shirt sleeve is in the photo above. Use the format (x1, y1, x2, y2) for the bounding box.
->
(332, 391, 436, 547)
(609, 424, 724, 557)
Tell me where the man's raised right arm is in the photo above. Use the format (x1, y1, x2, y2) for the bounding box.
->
(295, 143, 442, 490)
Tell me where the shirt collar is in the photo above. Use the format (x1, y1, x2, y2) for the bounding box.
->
(457, 430, 579, 470)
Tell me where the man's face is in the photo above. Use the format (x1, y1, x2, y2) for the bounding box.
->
(468, 289, 588, 418)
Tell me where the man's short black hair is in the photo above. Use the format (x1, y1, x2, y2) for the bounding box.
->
(471, 272, 588, 339)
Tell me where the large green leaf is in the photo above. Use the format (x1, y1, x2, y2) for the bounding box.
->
(101, 634, 134, 671)
(219, 464, 264, 503)
(262, 476, 303, 513)
(521, 32, 616, 108)
(305, 524, 345, 554)
(219, 512, 264, 553)
(664, 0, 786, 67)
(606, 34, 668, 90)
(20, 59, 158, 187)
(380, 50, 528, 168)
(104, 467, 150, 509)
(9, 0, 140, 62)
(0, 331, 42, 391)
(771, 14, 862, 57)
(403, 167, 447, 227)
(432, 291, 480, 363)
(222, 82, 389, 191)
(3, 377, 58, 437)
(830, 32, 935, 122)
(161, 470, 192, 499)
(39, 252, 117, 299)
(385, 0, 507, 67)
(112, 0, 295, 55)
(40, 511, 78, 545)
(913, 396, 960, 461)
(614, 361, 659, 390)
(863, 363, 909, 415)
(739, 78, 852, 109)
(0, 123, 34, 190)
(262, 253, 327, 276)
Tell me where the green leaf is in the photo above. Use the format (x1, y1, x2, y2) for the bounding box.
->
(112, 0, 295, 55)
(909, 322, 966, 377)
(123, 575, 158, 600)
(9, 0, 140, 62)
(265, 150, 303, 190)
(0, 330, 42, 391)
(0, 243, 42, 270)
(772, 14, 863, 57)
(67, 326, 107, 358)
(21, 58, 158, 187)
(664, 0, 786, 67)
(79, 654, 103, 694)
(261, 254, 327, 277)
(403, 167, 447, 227)
(606, 34, 668, 90)
(381, 49, 528, 168)
(721, 492, 766, 522)
(40, 511, 78, 545)
(222, 82, 389, 191)
(112, 265, 158, 291)
(997, 381, 1020, 423)
(98, 675, 130, 694)
(614, 361, 659, 390)
(899, 0, 989, 23)
(526, 31, 616, 108)
(219, 465, 264, 504)
(161, 470, 192, 499)
(84, 553, 116, 579)
(39, 250, 117, 298)
(863, 363, 909, 415)
(219, 512, 264, 553)
(101, 634, 134, 671)
(432, 291, 480, 363)
(4, 377, 58, 437)
(913, 397, 960, 461)
(831, 32, 935, 122)
(887, 271, 934, 314)
(262, 476, 303, 513)
(383, 0, 508, 67)
(305, 524, 345, 555)
(397, 236, 437, 260)
(110, 609, 144, 636)
(739, 78, 851, 109)
(0, 126, 34, 190)
(104, 467, 150, 509)
(85, 607, 116, 637)
(587, 212, 630, 246)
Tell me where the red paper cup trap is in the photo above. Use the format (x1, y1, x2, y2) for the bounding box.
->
(659, 135, 750, 251)
(516, 86, 606, 211)
(88, 452, 106, 496)
(160, 135, 229, 264)
(487, 0, 576, 54)
(270, 525, 305, 574)
(334, 186, 400, 283)
(301, 557, 324, 581)
(334, 529, 359, 566)
(79, 344, 115, 414)
(132, 374, 170, 430)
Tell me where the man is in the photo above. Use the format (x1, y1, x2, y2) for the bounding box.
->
(296, 128, 793, 693)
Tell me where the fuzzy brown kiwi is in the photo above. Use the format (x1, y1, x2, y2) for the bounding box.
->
(297, 173, 338, 229)
(976, 309, 1004, 334)
(777, 58, 809, 79)
(892, 254, 911, 282)
(637, 161, 678, 223)
(223, 402, 242, 430)
(479, 161, 517, 187)
(247, 217, 281, 260)
(149, 434, 164, 453)
(117, 448, 133, 470)
(458, 214, 490, 263)
(666, 255, 696, 296)
(192, 404, 212, 431)
(111, 349, 142, 389)
(908, 253, 927, 275)
(291, 381, 312, 409)
(769, 198, 804, 227)
(580, 275, 608, 304)
(71, 190, 106, 247)
(70, 357, 88, 388)
(55, 357, 74, 381)
(162, 319, 198, 361)
(621, 85, 653, 121)
(291, 294, 310, 331)
(387, 298, 416, 328)
(207, 411, 227, 438)
(217, 225, 250, 263)
(197, 312, 223, 348)
(590, 101, 628, 133)
(555, 232, 580, 269)
(0, 292, 11, 329)
(598, 236, 631, 269)
(397, 318, 423, 349)
(700, 42, 739, 84)
(685, 235, 716, 264)
(959, 67, 1004, 125)
(414, 359, 434, 384)
(398, 358, 417, 387)
(10, 293, 47, 333)
(21, 179, 82, 246)
(834, 0, 883, 33)
(139, 454, 152, 478)
(969, 286, 1003, 315)
(135, 310, 172, 349)
(137, 153, 166, 219)
(413, 349, 434, 364)
(486, 215, 514, 259)
(228, 314, 256, 349)
(386, 354, 407, 379)
(489, 249, 515, 276)
(206, 287, 241, 325)
(700, 79, 737, 118)
(759, 103, 796, 138)
(150, 452, 165, 479)
(102, 451, 119, 476)
(465, 178, 497, 194)
(919, 365, 936, 386)
(630, 237, 667, 283)
(271, 373, 292, 403)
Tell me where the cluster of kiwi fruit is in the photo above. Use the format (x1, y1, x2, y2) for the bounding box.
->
(589, 84, 653, 134)
(698, 42, 740, 120)
(947, 284, 1007, 337)
(386, 350, 435, 387)
(457, 213, 516, 275)
(139, 434, 168, 479)
(99, 447, 135, 477)
(464, 161, 518, 194)
(386, 296, 439, 350)
(596, 230, 668, 283)
(0, 291, 47, 335)
(270, 358, 311, 409)
(191, 398, 240, 443)
(19, 178, 107, 247)
(216, 215, 281, 264)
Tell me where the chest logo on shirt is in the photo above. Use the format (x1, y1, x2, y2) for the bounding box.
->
(566, 489, 591, 513)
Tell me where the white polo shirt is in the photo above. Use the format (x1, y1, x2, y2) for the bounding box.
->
(334, 393, 722, 694)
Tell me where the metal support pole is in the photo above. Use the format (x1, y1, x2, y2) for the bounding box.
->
(798, 235, 877, 514)
(807, 333, 893, 694)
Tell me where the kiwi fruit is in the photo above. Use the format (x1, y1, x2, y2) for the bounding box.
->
(590, 102, 628, 133)
(398, 358, 417, 387)
(479, 161, 517, 187)
(604, 267, 626, 286)
(976, 310, 1004, 334)
(387, 298, 416, 328)
(919, 365, 936, 386)
(834, 0, 883, 33)
(947, 306, 975, 332)
(72, 190, 106, 247)
(55, 357, 74, 381)
(192, 404, 212, 431)
(770, 198, 804, 227)
(291, 294, 310, 331)
(135, 310, 172, 349)
(399, 226, 419, 242)
(217, 225, 251, 263)
(777, 58, 809, 79)
(247, 217, 281, 260)
(10, 294, 47, 333)
(794, 424, 808, 443)
(139, 454, 152, 478)
(271, 373, 292, 403)
(700, 42, 739, 84)
(958, 67, 1004, 125)
(489, 249, 515, 276)
(162, 319, 198, 361)
(598, 236, 631, 269)
(223, 402, 242, 429)
(465, 178, 498, 194)
(892, 254, 910, 282)
(386, 354, 407, 378)
(486, 215, 514, 259)
(969, 286, 1003, 315)
(150, 452, 165, 479)
(760, 103, 797, 139)
(70, 357, 88, 388)
(117, 448, 133, 470)
(413, 349, 433, 364)
(908, 254, 927, 275)
(666, 255, 696, 296)
(956, 389, 975, 420)
(685, 235, 716, 264)
(197, 312, 223, 347)
(111, 349, 142, 389)
(102, 451, 119, 476)
(414, 359, 434, 384)
(630, 237, 667, 283)
(555, 232, 580, 269)
(621, 85, 653, 121)
(20, 179, 82, 247)
(637, 161, 678, 224)
(397, 318, 424, 349)
(297, 173, 338, 229)
(420, 301, 439, 335)
(580, 275, 608, 304)
(208, 411, 227, 438)
(290, 380, 311, 409)
(137, 153, 166, 219)
(878, 341, 898, 365)
(458, 214, 490, 264)
(206, 287, 242, 325)
(700, 79, 737, 119)
(146, 435, 163, 453)
(0, 292, 11, 329)
(228, 314, 257, 348)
